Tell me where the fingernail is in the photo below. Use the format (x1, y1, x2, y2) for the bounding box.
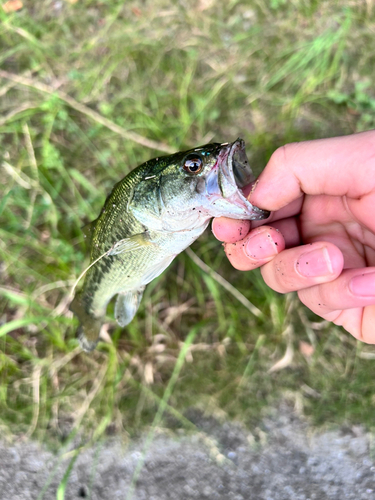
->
(244, 231, 278, 260)
(296, 247, 333, 277)
(349, 272, 375, 296)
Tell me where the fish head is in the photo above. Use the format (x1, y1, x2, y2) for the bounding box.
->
(130, 139, 270, 232)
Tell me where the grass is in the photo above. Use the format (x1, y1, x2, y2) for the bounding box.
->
(1, 0, 375, 460)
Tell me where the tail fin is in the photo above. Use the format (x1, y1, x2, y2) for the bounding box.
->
(70, 294, 102, 352)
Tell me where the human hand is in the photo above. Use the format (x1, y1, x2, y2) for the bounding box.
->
(213, 130, 375, 343)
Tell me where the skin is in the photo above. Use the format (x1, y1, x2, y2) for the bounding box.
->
(212, 130, 375, 343)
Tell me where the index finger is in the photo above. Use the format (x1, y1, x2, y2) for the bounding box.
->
(250, 130, 375, 212)
(212, 197, 303, 243)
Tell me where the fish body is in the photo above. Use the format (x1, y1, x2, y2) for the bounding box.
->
(70, 139, 269, 351)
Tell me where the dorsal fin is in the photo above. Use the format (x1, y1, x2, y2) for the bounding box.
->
(82, 218, 98, 248)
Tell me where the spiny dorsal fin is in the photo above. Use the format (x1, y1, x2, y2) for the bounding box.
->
(82, 218, 98, 248)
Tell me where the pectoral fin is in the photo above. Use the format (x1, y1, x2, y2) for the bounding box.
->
(108, 232, 155, 256)
(115, 287, 145, 327)
(140, 254, 175, 283)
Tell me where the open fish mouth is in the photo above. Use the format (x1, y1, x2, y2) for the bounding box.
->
(205, 139, 270, 221)
(229, 138, 255, 188)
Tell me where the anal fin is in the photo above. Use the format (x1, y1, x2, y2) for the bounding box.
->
(115, 287, 145, 327)
(114, 254, 176, 328)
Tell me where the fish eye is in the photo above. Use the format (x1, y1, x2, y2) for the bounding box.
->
(182, 154, 203, 174)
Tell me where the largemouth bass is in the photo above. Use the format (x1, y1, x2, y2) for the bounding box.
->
(70, 139, 269, 351)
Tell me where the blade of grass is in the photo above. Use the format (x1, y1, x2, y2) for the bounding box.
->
(56, 451, 80, 500)
(125, 323, 200, 500)
(0, 70, 174, 154)
(0, 317, 52, 338)
(186, 247, 263, 318)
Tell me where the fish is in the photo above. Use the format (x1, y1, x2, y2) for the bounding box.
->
(70, 138, 270, 351)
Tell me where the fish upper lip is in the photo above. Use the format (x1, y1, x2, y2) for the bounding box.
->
(218, 138, 250, 191)
(229, 140, 270, 218)
(228, 139, 245, 185)
(209, 139, 270, 220)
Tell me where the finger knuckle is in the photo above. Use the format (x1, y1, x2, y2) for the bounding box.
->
(268, 143, 298, 172)
(297, 285, 330, 314)
(260, 260, 288, 293)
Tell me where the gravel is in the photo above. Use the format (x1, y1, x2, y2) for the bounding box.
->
(0, 406, 374, 500)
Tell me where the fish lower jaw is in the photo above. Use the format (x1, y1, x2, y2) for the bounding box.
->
(159, 211, 212, 233)
(202, 193, 264, 220)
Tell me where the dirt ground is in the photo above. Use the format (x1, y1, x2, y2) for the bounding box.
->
(0, 405, 374, 500)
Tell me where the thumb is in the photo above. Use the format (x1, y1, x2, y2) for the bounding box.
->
(249, 131, 375, 212)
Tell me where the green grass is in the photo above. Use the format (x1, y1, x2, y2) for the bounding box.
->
(1, 0, 375, 453)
